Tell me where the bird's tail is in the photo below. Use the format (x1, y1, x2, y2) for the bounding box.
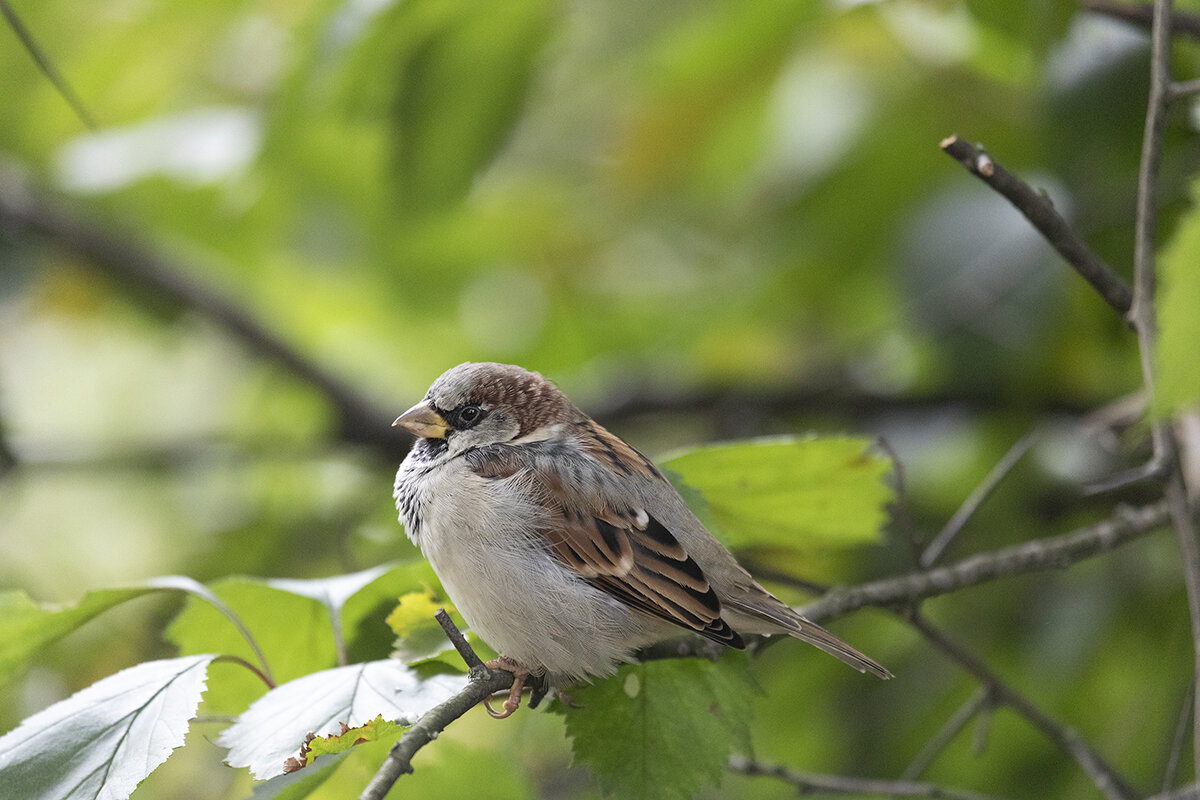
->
(725, 598, 893, 680)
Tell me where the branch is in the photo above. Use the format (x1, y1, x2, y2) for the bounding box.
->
(920, 429, 1040, 567)
(0, 166, 411, 461)
(901, 686, 994, 780)
(798, 500, 1170, 622)
(1081, 0, 1200, 39)
(909, 615, 1138, 800)
(729, 755, 1003, 800)
(939, 135, 1133, 316)
(358, 615, 512, 800)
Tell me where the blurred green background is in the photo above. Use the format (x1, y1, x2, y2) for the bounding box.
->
(1, 0, 1198, 798)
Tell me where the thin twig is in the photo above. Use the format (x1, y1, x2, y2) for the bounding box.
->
(1081, 0, 1200, 39)
(435, 608, 486, 671)
(921, 430, 1040, 567)
(1168, 474, 1200, 780)
(358, 614, 512, 800)
(909, 614, 1137, 800)
(1163, 680, 1195, 793)
(902, 686, 993, 780)
(939, 135, 1133, 316)
(877, 436, 925, 566)
(0, 0, 97, 129)
(798, 500, 1170, 622)
(729, 755, 1004, 800)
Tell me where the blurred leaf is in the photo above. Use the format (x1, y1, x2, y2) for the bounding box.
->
(216, 659, 465, 780)
(344, 0, 556, 213)
(0, 654, 215, 800)
(561, 654, 757, 800)
(661, 436, 893, 550)
(1156, 191, 1200, 416)
(0, 586, 157, 687)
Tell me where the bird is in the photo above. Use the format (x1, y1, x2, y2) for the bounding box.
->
(392, 362, 891, 718)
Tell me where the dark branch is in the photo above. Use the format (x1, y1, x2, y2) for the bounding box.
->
(939, 134, 1133, 316)
(434, 608, 485, 672)
(0, 168, 412, 461)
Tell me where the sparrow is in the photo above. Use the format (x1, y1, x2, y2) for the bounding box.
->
(393, 362, 891, 718)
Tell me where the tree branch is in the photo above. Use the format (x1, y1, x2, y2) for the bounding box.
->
(909, 614, 1138, 800)
(0, 0, 96, 129)
(939, 134, 1133, 316)
(0, 166, 412, 460)
(798, 500, 1170, 622)
(358, 615, 512, 800)
(1081, 0, 1200, 39)
(729, 755, 1004, 800)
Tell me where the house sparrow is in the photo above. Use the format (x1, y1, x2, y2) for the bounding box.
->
(393, 362, 891, 717)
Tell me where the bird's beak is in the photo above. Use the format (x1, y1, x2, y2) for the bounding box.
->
(392, 401, 450, 439)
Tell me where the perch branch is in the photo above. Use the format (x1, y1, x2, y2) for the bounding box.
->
(729, 755, 1003, 800)
(909, 614, 1137, 800)
(939, 134, 1132, 316)
(358, 615, 512, 800)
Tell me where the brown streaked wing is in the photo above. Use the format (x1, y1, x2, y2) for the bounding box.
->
(464, 444, 743, 649)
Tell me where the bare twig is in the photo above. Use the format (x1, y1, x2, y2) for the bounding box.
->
(729, 755, 1003, 800)
(799, 500, 1170, 622)
(0, 0, 96, 129)
(921, 430, 1040, 568)
(1163, 680, 1195, 793)
(1081, 0, 1200, 39)
(358, 614, 512, 800)
(902, 686, 994, 780)
(434, 608, 485, 671)
(1168, 473, 1200, 779)
(909, 615, 1137, 800)
(939, 135, 1133, 316)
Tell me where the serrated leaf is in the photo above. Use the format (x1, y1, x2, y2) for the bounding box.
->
(562, 655, 758, 800)
(661, 436, 893, 550)
(1156, 192, 1200, 416)
(0, 587, 159, 687)
(0, 654, 216, 800)
(301, 715, 405, 765)
(217, 659, 465, 779)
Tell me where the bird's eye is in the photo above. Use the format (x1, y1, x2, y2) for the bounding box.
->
(454, 404, 484, 428)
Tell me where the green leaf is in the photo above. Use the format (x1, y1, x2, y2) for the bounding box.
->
(1156, 194, 1200, 416)
(0, 654, 216, 800)
(217, 659, 465, 779)
(301, 714, 405, 765)
(0, 586, 161, 687)
(561, 654, 758, 800)
(165, 578, 339, 715)
(660, 436, 893, 550)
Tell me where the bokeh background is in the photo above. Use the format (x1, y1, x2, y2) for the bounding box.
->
(2, 0, 1199, 798)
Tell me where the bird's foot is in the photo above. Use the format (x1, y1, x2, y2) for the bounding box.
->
(483, 656, 529, 719)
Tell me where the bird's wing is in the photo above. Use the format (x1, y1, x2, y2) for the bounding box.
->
(465, 441, 744, 649)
